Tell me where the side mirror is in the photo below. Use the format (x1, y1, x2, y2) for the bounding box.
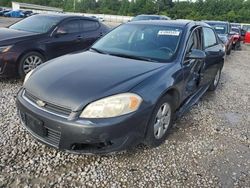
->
(55, 29, 68, 37)
(186, 49, 206, 60)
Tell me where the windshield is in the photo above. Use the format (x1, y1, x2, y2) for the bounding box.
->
(9, 15, 61, 33)
(231, 27, 240, 33)
(208, 23, 228, 34)
(132, 16, 161, 21)
(92, 24, 183, 62)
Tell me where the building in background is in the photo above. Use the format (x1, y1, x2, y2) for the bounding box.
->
(12, 1, 63, 13)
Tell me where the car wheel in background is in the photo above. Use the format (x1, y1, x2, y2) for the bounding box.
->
(226, 47, 231, 55)
(145, 95, 174, 147)
(208, 68, 221, 91)
(18, 52, 45, 78)
(235, 41, 241, 50)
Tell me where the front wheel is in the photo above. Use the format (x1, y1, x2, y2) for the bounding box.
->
(18, 52, 45, 78)
(145, 95, 174, 147)
(208, 68, 221, 91)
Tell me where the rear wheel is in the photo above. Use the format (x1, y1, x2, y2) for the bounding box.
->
(18, 52, 45, 78)
(226, 47, 231, 55)
(145, 95, 174, 147)
(235, 41, 241, 50)
(208, 68, 221, 91)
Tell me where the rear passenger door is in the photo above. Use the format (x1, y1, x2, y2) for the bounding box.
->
(79, 19, 102, 50)
(202, 27, 224, 82)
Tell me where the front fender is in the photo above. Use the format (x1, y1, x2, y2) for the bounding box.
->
(130, 62, 183, 112)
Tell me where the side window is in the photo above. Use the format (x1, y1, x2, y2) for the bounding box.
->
(58, 20, 80, 34)
(186, 29, 201, 54)
(80, 20, 99, 32)
(203, 27, 217, 48)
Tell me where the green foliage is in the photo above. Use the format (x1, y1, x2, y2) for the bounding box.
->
(0, 0, 249, 23)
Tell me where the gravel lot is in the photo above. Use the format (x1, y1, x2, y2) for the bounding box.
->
(0, 17, 250, 187)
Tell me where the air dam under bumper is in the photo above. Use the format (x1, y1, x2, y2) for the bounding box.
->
(16, 89, 150, 154)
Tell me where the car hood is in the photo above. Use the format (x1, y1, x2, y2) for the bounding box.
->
(24, 51, 167, 111)
(0, 28, 38, 45)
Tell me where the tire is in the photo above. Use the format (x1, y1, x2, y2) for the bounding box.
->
(208, 68, 221, 91)
(226, 47, 231, 55)
(235, 41, 241, 50)
(145, 95, 174, 147)
(18, 51, 45, 79)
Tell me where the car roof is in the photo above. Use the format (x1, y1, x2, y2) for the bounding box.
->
(32, 13, 96, 21)
(127, 20, 209, 28)
(136, 14, 164, 17)
(203, 20, 229, 24)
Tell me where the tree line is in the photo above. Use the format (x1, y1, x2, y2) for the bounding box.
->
(1, 0, 250, 23)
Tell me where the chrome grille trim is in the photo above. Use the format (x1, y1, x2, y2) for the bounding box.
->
(22, 90, 69, 119)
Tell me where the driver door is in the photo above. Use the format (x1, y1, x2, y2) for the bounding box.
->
(46, 19, 82, 60)
(182, 27, 205, 98)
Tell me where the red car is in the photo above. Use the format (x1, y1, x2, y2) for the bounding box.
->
(244, 29, 250, 44)
(231, 27, 241, 50)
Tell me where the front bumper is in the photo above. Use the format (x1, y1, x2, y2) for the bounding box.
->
(0, 52, 19, 78)
(16, 89, 151, 154)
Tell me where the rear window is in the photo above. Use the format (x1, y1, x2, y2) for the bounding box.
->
(80, 20, 99, 31)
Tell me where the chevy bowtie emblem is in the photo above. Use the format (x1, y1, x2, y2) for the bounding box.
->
(36, 100, 46, 107)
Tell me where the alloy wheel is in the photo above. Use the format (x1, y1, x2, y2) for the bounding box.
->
(154, 103, 171, 139)
(23, 55, 43, 74)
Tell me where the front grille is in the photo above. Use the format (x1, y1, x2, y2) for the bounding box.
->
(23, 90, 72, 118)
(45, 127, 61, 147)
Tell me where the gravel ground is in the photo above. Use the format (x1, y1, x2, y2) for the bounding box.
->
(1, 17, 250, 187)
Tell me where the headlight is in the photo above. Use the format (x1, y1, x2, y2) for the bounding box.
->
(80, 93, 143, 118)
(0, 45, 12, 53)
(23, 69, 34, 85)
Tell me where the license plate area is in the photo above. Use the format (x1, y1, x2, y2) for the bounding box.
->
(22, 112, 47, 137)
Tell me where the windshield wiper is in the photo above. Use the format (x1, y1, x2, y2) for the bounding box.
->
(108, 53, 158, 62)
(89, 47, 108, 54)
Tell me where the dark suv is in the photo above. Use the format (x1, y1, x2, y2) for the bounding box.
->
(0, 14, 109, 78)
(204, 21, 234, 55)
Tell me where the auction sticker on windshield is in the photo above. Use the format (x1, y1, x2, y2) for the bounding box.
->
(215, 26, 225, 30)
(158, 30, 180, 36)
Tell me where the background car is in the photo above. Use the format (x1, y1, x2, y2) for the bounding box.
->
(131, 14, 170, 22)
(4, 10, 25, 18)
(244, 28, 250, 44)
(89, 16, 105, 22)
(241, 24, 250, 41)
(0, 14, 110, 78)
(17, 20, 224, 154)
(204, 20, 234, 55)
(3, 10, 33, 18)
(0, 9, 11, 16)
(22, 10, 33, 17)
(231, 27, 242, 50)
